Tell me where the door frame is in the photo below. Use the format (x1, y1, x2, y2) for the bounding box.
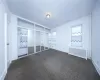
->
(4, 12, 7, 76)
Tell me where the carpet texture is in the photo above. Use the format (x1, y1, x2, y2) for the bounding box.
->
(5, 49, 100, 80)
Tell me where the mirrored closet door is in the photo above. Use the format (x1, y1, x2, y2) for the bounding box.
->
(17, 27, 28, 57)
(45, 33, 49, 49)
(28, 29, 34, 54)
(36, 31, 41, 52)
(41, 32, 45, 51)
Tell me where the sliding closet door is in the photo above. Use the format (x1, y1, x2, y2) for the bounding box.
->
(18, 27, 28, 57)
(36, 31, 41, 52)
(45, 33, 49, 49)
(28, 29, 34, 54)
(41, 32, 45, 51)
(45, 28, 51, 49)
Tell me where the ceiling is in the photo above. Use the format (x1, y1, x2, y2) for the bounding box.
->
(6, 0, 97, 28)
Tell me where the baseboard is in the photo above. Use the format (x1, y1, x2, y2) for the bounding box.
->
(51, 48, 69, 54)
(0, 60, 12, 80)
(17, 49, 50, 60)
(0, 68, 7, 80)
(7, 61, 12, 69)
(69, 52, 87, 60)
(51, 48, 87, 59)
(92, 60, 100, 76)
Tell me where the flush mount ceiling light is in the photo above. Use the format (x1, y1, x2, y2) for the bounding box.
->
(45, 12, 51, 19)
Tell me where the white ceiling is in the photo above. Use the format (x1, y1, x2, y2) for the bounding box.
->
(6, 0, 97, 28)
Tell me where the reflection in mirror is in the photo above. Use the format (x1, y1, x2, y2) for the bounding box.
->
(45, 33, 49, 49)
(36, 31, 41, 52)
(41, 32, 45, 51)
(28, 29, 34, 54)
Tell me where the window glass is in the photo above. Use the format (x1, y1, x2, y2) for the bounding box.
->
(52, 32, 56, 36)
(71, 25, 82, 47)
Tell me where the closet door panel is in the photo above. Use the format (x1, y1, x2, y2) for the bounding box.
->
(41, 32, 45, 51)
(28, 29, 34, 54)
(36, 31, 41, 52)
(18, 27, 28, 57)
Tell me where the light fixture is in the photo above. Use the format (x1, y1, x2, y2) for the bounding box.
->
(46, 14, 50, 18)
(45, 12, 51, 18)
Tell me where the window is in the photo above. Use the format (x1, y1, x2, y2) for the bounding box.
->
(71, 25, 82, 47)
(52, 32, 56, 36)
(48, 32, 56, 49)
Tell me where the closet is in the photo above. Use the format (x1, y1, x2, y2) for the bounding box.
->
(17, 18, 51, 58)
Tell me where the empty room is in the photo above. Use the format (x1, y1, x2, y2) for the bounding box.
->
(0, 0, 100, 80)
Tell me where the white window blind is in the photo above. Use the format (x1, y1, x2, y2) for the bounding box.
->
(71, 25, 82, 47)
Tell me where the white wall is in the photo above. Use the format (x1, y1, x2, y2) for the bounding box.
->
(51, 15, 91, 59)
(0, 2, 7, 80)
(91, 0, 100, 75)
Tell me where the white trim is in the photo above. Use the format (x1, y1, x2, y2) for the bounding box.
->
(18, 26, 47, 33)
(68, 52, 87, 59)
(4, 12, 7, 72)
(68, 46, 84, 50)
(0, 68, 7, 80)
(7, 61, 11, 69)
(1, 13, 8, 80)
(18, 25, 34, 30)
(16, 15, 50, 29)
(89, 14, 92, 59)
(52, 48, 87, 59)
(17, 49, 50, 59)
(52, 48, 69, 54)
(92, 60, 100, 75)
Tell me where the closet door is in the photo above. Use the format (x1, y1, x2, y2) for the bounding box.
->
(36, 31, 41, 52)
(18, 27, 28, 57)
(41, 32, 45, 51)
(28, 29, 34, 54)
(45, 33, 49, 49)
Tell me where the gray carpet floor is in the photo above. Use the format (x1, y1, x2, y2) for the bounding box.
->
(5, 49, 100, 80)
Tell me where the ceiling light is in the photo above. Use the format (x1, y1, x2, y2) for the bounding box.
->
(46, 12, 51, 18)
(46, 14, 50, 18)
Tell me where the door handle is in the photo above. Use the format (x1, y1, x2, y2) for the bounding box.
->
(7, 43, 9, 45)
